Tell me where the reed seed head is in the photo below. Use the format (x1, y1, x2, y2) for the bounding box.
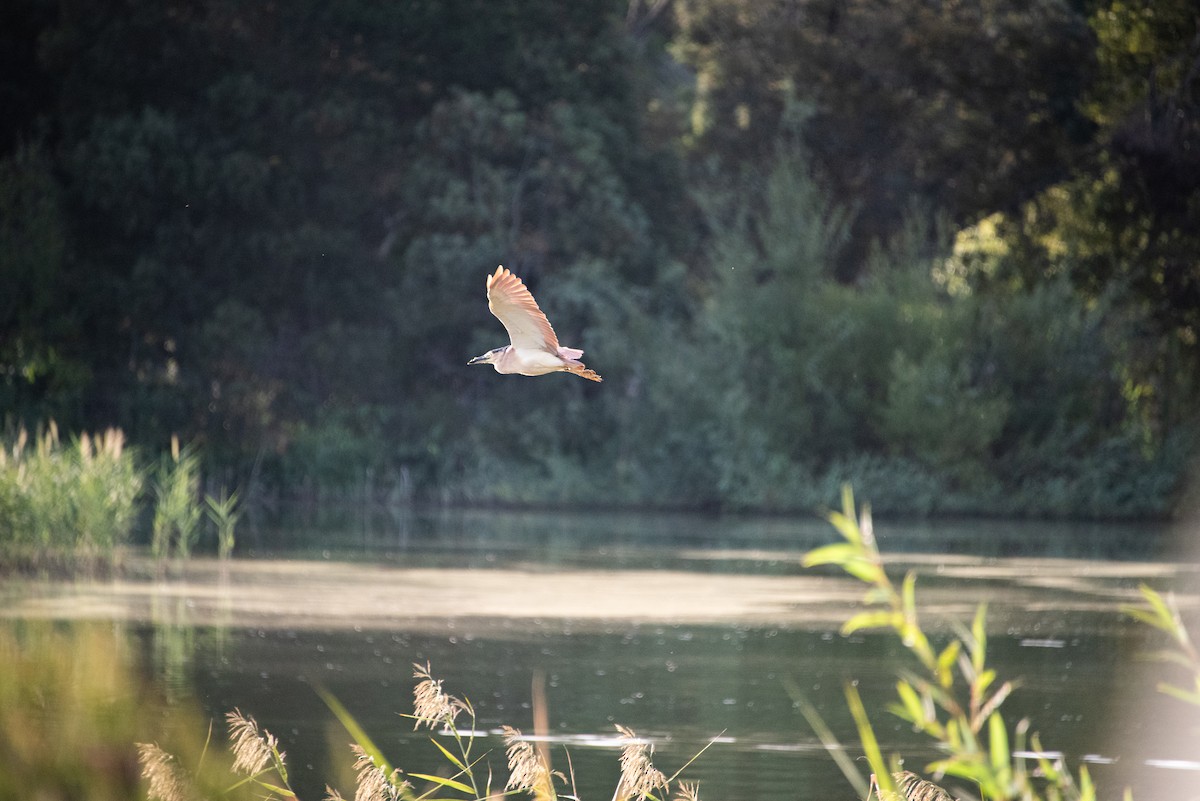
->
(674, 782, 701, 801)
(138, 742, 195, 801)
(226, 708, 280, 776)
(351, 744, 406, 801)
(412, 662, 464, 729)
(614, 725, 668, 801)
(502, 725, 558, 801)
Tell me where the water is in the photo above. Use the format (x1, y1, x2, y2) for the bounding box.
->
(4, 507, 1199, 800)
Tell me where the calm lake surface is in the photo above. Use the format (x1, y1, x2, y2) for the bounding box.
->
(5, 507, 1200, 800)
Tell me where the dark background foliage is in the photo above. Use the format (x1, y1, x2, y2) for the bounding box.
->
(2, 0, 1197, 517)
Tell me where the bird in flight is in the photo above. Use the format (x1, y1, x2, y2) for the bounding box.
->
(468, 266, 602, 382)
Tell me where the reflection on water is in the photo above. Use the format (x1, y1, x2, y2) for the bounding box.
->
(245, 505, 1173, 564)
(2, 508, 1197, 801)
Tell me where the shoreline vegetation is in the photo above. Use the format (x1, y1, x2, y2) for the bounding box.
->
(0, 418, 1191, 576)
(0, 420, 1192, 576)
(0, 423, 242, 570)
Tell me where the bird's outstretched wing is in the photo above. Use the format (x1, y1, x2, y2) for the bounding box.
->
(486, 266, 561, 353)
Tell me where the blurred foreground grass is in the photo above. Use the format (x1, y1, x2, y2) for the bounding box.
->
(0, 621, 225, 801)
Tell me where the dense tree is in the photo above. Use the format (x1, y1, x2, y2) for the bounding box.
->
(672, 0, 1096, 278)
(0, 0, 1195, 517)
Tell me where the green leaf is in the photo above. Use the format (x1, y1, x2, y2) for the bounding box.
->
(253, 780, 297, 798)
(845, 683, 895, 798)
(315, 685, 396, 779)
(1156, 681, 1200, 706)
(901, 571, 918, 617)
(842, 611, 899, 635)
(407, 773, 474, 794)
(840, 558, 885, 585)
(975, 668, 996, 697)
(802, 542, 858, 568)
(971, 604, 988, 673)
(936, 641, 961, 688)
(1079, 765, 1095, 801)
(428, 736, 469, 773)
(840, 484, 856, 521)
(786, 680, 871, 799)
(988, 712, 1010, 776)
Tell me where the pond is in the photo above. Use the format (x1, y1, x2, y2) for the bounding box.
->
(4, 507, 1199, 801)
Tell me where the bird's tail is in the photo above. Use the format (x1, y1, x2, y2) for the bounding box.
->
(557, 346, 584, 360)
(563, 363, 603, 382)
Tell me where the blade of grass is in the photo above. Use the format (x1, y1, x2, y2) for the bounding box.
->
(845, 682, 895, 799)
(785, 678, 869, 799)
(314, 685, 396, 778)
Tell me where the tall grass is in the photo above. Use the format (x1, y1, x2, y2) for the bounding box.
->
(205, 487, 241, 560)
(0, 423, 141, 565)
(801, 486, 1098, 801)
(1, 422, 245, 566)
(152, 436, 203, 560)
(142, 663, 712, 801)
(0, 622, 223, 801)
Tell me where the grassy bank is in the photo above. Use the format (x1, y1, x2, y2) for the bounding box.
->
(0, 424, 239, 569)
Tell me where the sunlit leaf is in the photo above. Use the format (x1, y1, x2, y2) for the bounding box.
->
(407, 772, 474, 794)
(315, 685, 396, 779)
(428, 736, 469, 773)
(971, 604, 988, 673)
(786, 680, 871, 799)
(801, 542, 858, 567)
(1156, 681, 1200, 706)
(864, 587, 892, 605)
(895, 680, 924, 725)
(825, 511, 862, 546)
(845, 683, 896, 798)
(901, 572, 918, 617)
(1079, 764, 1095, 801)
(975, 668, 996, 698)
(840, 558, 885, 585)
(936, 641, 961, 689)
(987, 712, 1010, 785)
(254, 780, 297, 798)
(842, 611, 899, 635)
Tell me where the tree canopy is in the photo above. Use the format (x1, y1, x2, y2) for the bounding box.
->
(1, 0, 1196, 517)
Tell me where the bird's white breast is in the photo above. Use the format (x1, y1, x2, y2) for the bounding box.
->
(499, 348, 566, 376)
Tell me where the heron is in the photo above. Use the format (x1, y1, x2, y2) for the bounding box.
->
(468, 266, 602, 382)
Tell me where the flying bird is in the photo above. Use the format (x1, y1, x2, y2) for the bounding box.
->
(468, 266, 602, 382)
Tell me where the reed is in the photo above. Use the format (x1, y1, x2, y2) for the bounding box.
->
(1123, 584, 1200, 706)
(0, 423, 142, 565)
(152, 436, 203, 560)
(0, 621, 225, 801)
(801, 486, 1097, 801)
(205, 487, 241, 560)
(142, 662, 711, 801)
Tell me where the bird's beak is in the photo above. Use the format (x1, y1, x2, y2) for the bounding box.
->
(467, 354, 488, 365)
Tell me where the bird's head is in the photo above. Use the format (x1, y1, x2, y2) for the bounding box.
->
(467, 347, 506, 366)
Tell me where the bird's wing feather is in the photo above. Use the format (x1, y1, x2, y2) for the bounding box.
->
(486, 266, 561, 352)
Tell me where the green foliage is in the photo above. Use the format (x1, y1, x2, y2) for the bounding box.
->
(803, 487, 1098, 801)
(672, 0, 1095, 273)
(1, 0, 1196, 517)
(1123, 584, 1200, 706)
(0, 622, 222, 801)
(205, 488, 240, 560)
(151, 436, 203, 560)
(0, 423, 141, 564)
